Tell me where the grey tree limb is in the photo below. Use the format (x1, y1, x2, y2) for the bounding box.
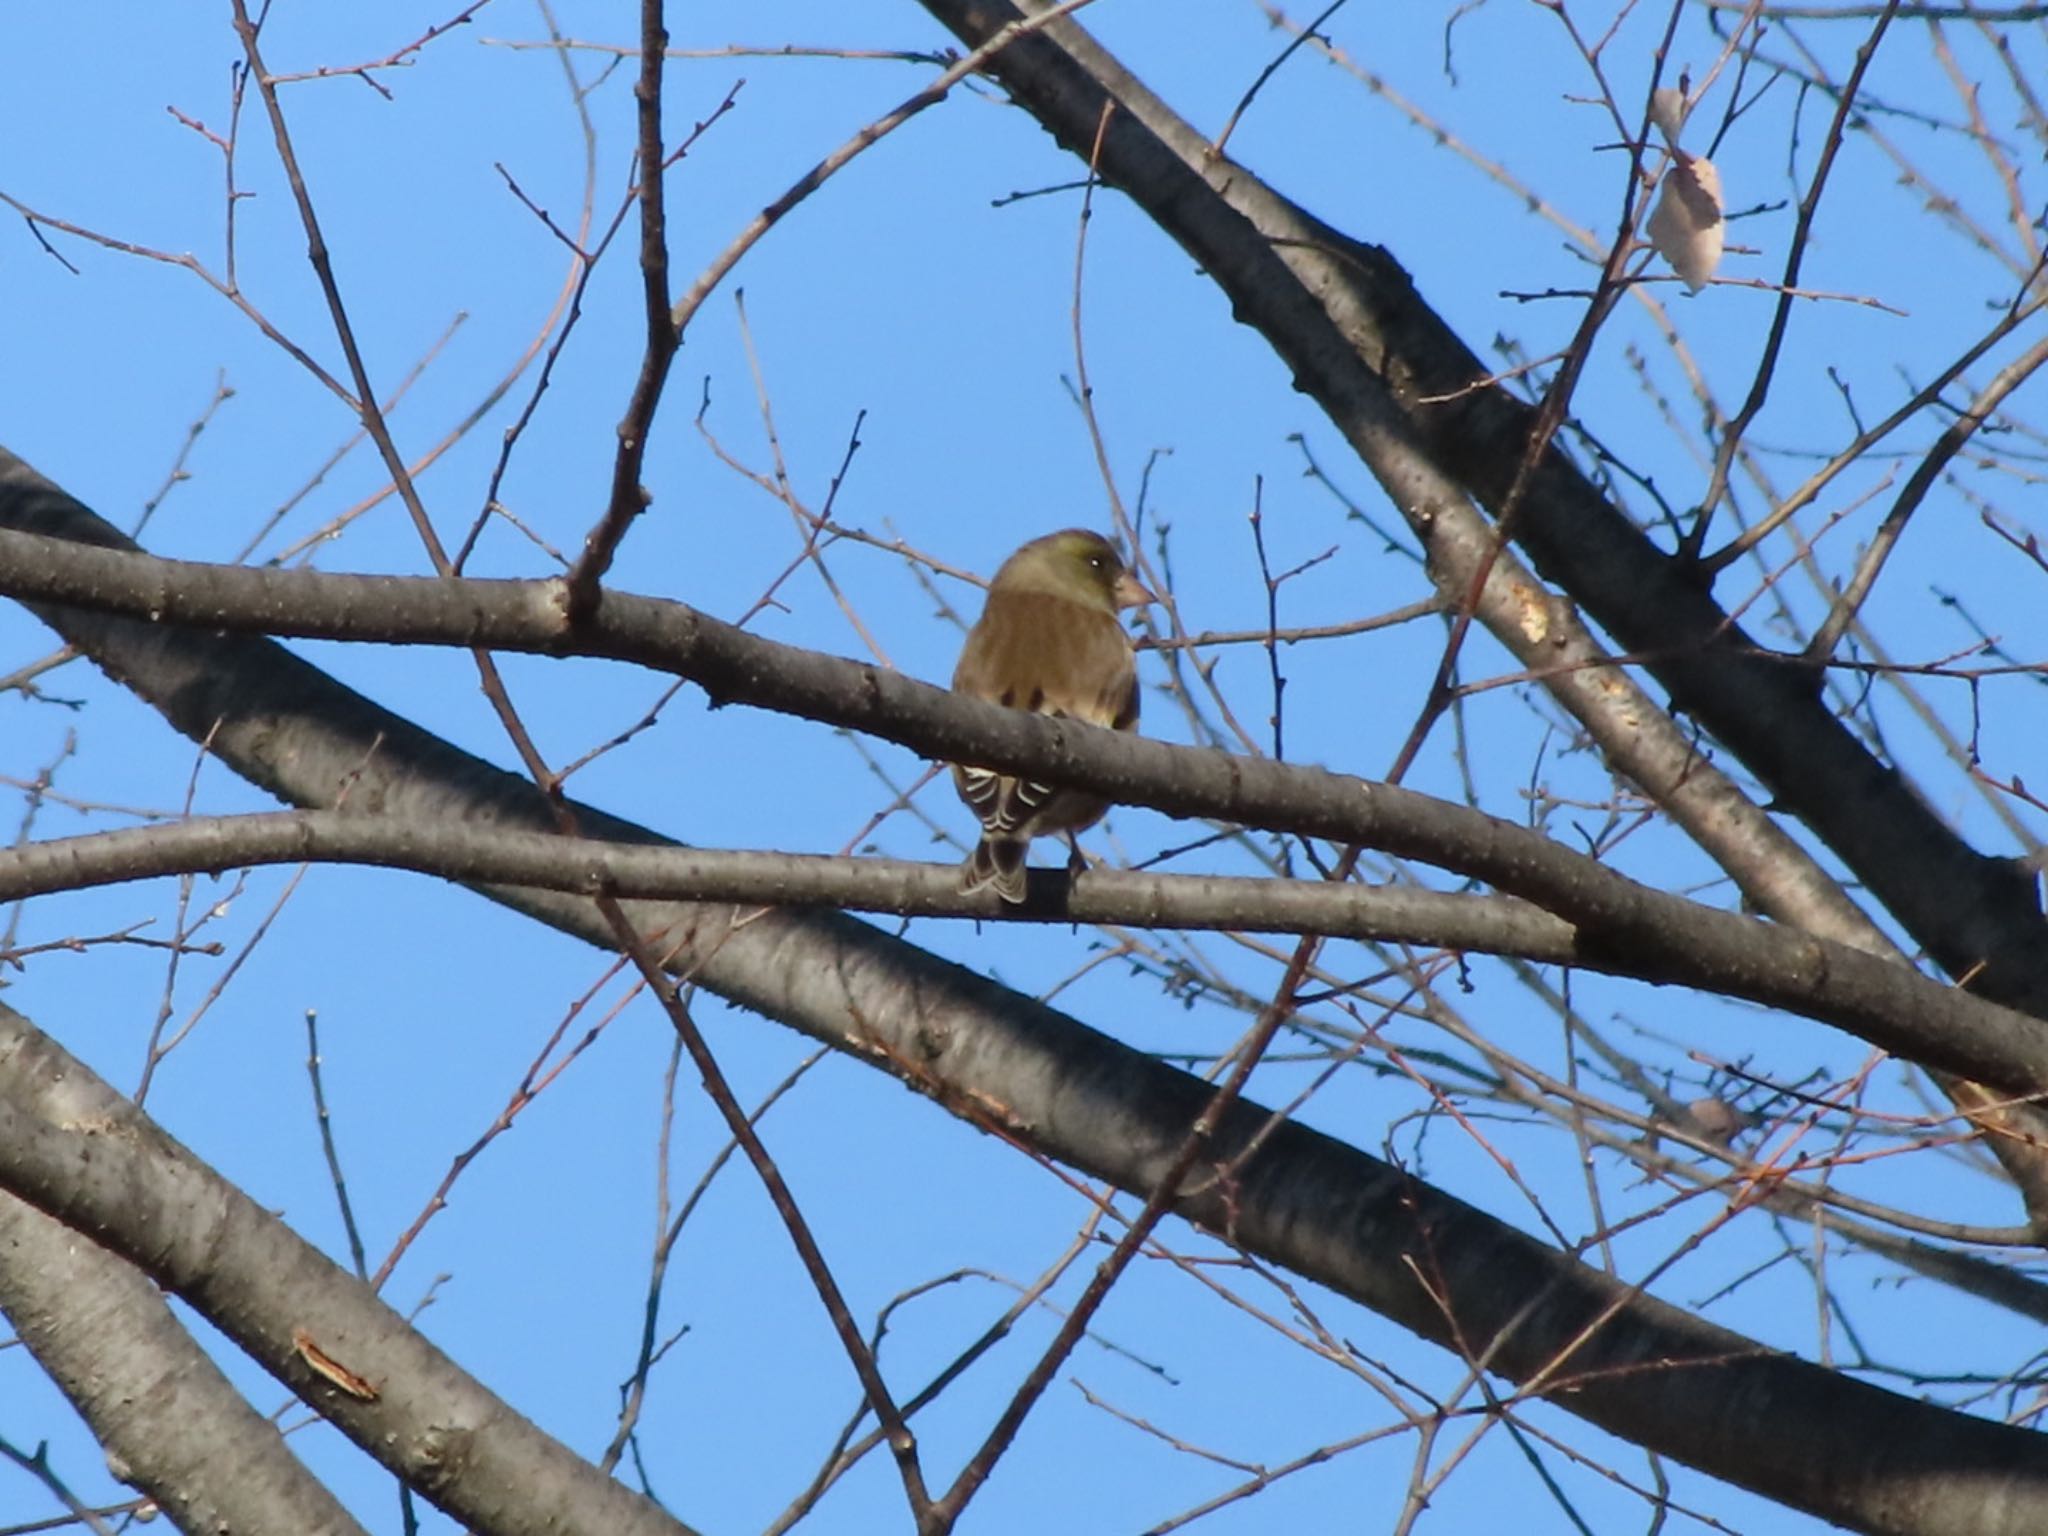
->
(1, 804, 2041, 1098)
(0, 1002, 699, 1536)
(0, 1182, 372, 1536)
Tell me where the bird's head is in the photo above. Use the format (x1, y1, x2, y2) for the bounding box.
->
(993, 528, 1157, 613)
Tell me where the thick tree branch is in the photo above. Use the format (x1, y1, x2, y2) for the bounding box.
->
(0, 1185, 370, 1536)
(0, 1003, 697, 1536)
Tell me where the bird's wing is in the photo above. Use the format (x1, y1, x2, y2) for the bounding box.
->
(954, 591, 1136, 727)
(953, 591, 1138, 836)
(1037, 602, 1140, 731)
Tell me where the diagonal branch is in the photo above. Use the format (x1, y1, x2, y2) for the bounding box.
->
(0, 1001, 698, 1536)
(0, 1182, 371, 1536)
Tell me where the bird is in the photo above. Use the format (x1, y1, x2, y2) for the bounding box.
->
(951, 528, 1155, 903)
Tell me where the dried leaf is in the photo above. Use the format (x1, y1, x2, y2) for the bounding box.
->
(1650, 86, 1689, 146)
(1648, 152, 1724, 293)
(1684, 1096, 1749, 1144)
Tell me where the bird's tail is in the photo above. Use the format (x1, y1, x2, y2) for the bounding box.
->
(961, 837, 1028, 904)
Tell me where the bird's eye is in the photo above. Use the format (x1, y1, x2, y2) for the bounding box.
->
(1088, 554, 1105, 569)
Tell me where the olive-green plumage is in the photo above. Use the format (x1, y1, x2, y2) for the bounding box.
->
(951, 529, 1154, 903)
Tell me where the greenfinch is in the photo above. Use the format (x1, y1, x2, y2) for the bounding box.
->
(951, 529, 1155, 903)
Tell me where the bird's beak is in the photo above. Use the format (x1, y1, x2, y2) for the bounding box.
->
(1114, 569, 1157, 609)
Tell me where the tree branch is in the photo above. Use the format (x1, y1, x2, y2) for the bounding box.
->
(0, 1002, 698, 1536)
(4, 807, 2043, 1098)
(0, 1184, 370, 1536)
